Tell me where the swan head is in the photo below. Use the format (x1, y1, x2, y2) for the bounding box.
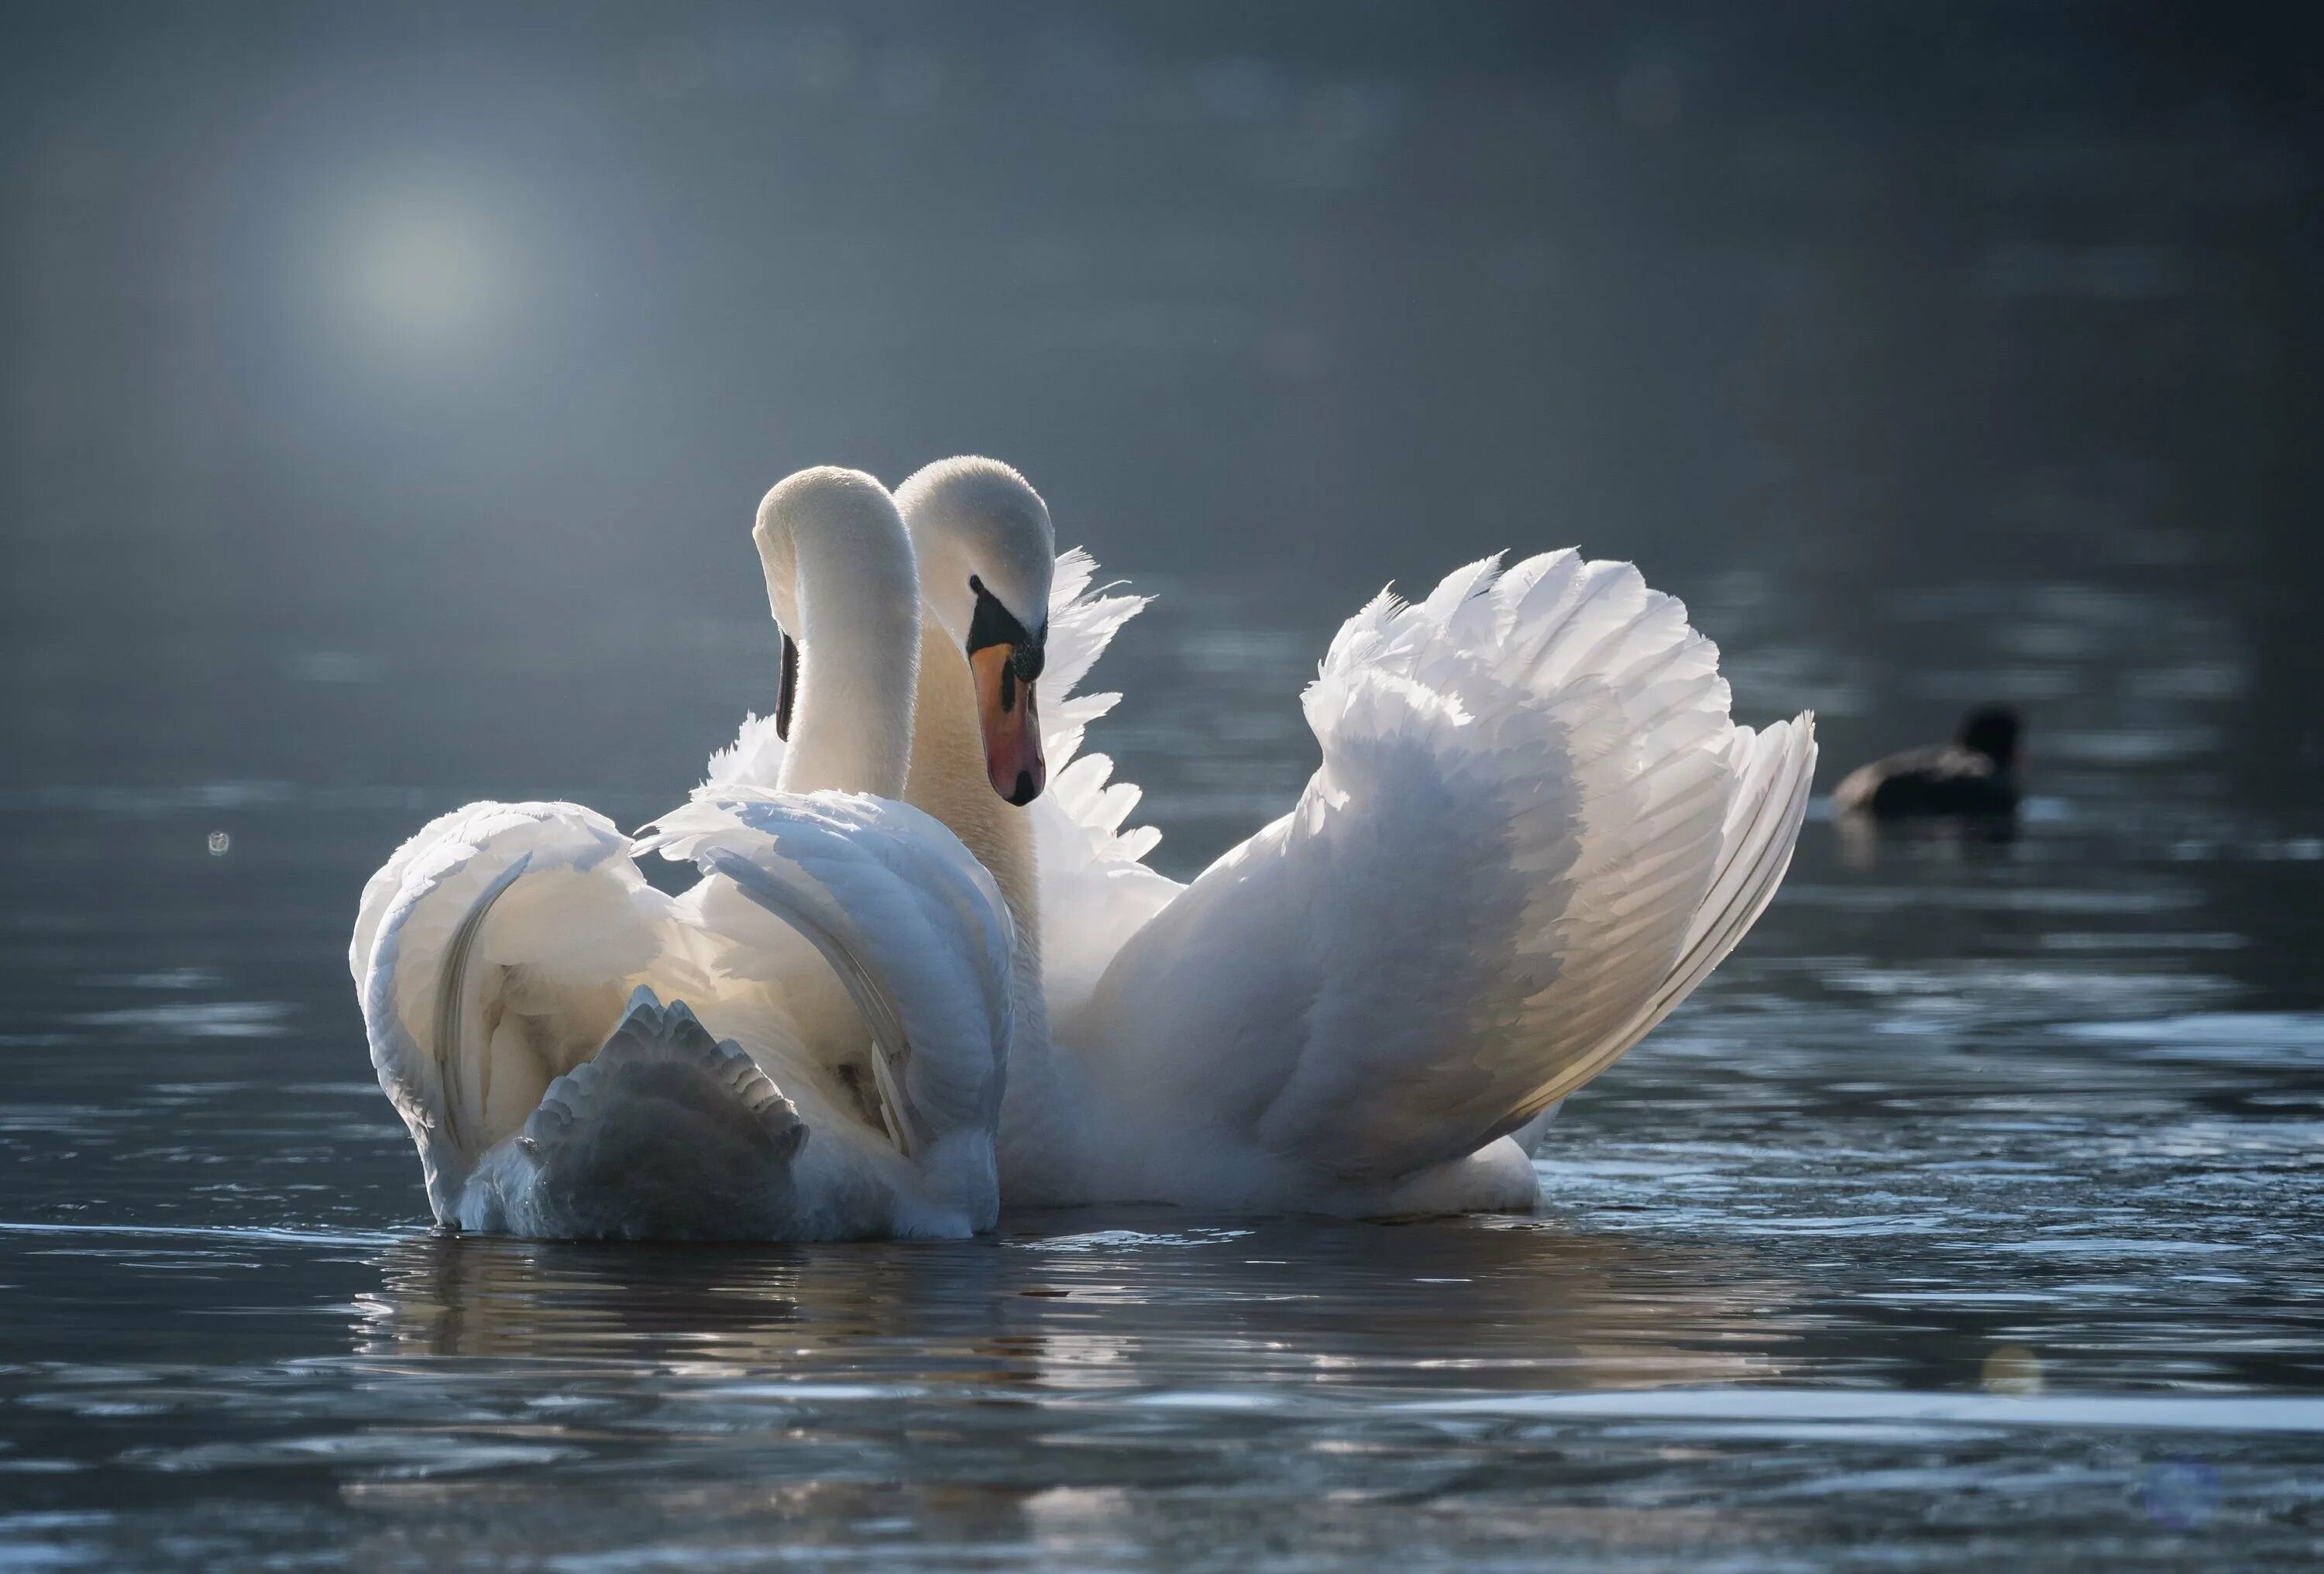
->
(750, 466, 916, 747)
(747, 469, 923, 799)
(896, 456, 1056, 806)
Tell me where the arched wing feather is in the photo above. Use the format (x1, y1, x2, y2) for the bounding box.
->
(1028, 548, 1183, 1019)
(1079, 552, 1815, 1180)
(357, 801, 668, 1215)
(637, 789, 1015, 1150)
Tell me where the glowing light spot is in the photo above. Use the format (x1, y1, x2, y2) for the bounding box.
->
(207, 830, 231, 856)
(331, 193, 504, 356)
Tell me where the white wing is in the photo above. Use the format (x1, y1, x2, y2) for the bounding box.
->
(356, 801, 677, 1217)
(1076, 552, 1816, 1182)
(1028, 548, 1183, 1020)
(357, 791, 1016, 1237)
(638, 788, 1016, 1162)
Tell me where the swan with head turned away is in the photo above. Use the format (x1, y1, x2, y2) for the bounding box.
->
(706, 456, 1816, 1217)
(350, 469, 1014, 1241)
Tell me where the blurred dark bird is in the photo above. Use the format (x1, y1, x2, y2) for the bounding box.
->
(1832, 706, 2023, 820)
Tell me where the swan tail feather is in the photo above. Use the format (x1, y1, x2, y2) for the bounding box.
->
(431, 850, 531, 1154)
(455, 987, 813, 1240)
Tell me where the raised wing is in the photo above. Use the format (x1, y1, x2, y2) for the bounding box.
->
(1077, 552, 1816, 1181)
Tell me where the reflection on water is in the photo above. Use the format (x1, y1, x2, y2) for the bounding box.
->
(351, 1220, 1797, 1393)
(1834, 805, 2020, 871)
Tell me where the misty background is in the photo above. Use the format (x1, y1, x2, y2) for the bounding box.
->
(4, 0, 2320, 833)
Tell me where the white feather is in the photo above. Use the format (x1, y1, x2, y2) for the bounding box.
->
(356, 468, 1013, 1241)
(356, 793, 1015, 1240)
(703, 710, 789, 791)
(1006, 550, 1814, 1214)
(1025, 548, 1182, 1022)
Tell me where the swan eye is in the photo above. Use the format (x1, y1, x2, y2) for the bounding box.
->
(965, 575, 1045, 670)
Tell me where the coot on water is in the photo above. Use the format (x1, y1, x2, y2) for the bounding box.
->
(1832, 706, 2023, 820)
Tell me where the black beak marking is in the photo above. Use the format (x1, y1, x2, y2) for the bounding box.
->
(774, 630, 799, 742)
(1009, 771, 1039, 806)
(967, 575, 1047, 684)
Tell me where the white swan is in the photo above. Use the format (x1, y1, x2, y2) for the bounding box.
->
(863, 457, 1816, 1216)
(350, 469, 1014, 1240)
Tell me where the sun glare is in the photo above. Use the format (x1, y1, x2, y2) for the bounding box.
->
(331, 191, 504, 356)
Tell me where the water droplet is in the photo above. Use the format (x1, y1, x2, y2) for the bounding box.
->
(207, 831, 231, 857)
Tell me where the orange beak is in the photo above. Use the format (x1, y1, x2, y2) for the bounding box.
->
(968, 644, 1047, 806)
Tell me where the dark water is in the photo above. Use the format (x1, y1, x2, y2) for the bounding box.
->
(6, 2, 2324, 1568)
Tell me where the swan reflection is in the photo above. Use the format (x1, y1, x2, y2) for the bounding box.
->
(352, 1211, 1805, 1398)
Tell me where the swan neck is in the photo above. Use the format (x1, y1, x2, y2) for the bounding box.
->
(905, 613, 1042, 971)
(771, 508, 920, 799)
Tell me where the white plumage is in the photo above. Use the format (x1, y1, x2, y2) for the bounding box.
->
(351, 468, 1016, 1240)
(362, 454, 1813, 1232)
(352, 793, 1013, 1239)
(1022, 548, 1180, 1023)
(856, 463, 1817, 1216)
(1037, 551, 1813, 1211)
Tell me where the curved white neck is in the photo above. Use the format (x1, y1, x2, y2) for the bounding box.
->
(762, 503, 920, 799)
(902, 620, 1062, 1186)
(903, 618, 1040, 941)
(904, 614, 1043, 1018)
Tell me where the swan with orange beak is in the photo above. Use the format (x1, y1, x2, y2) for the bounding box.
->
(891, 459, 1064, 1184)
(897, 457, 1057, 806)
(963, 578, 1048, 806)
(884, 453, 1817, 1217)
